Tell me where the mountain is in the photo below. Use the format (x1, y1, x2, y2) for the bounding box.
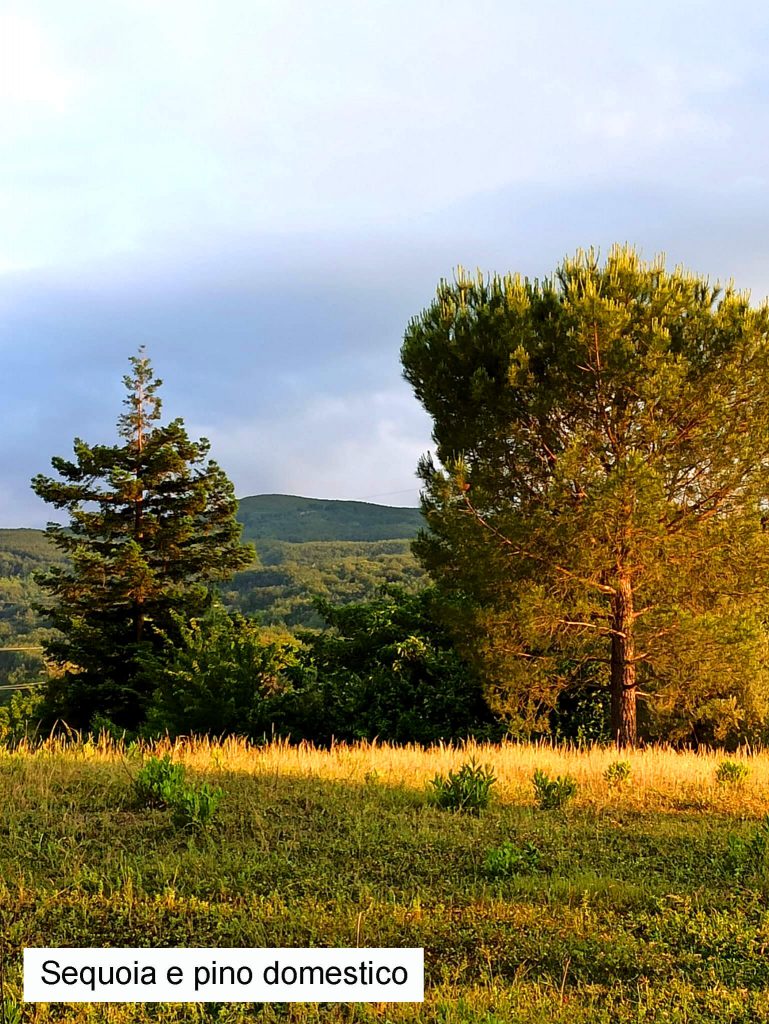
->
(236, 494, 423, 543)
(0, 495, 423, 565)
(0, 497, 426, 678)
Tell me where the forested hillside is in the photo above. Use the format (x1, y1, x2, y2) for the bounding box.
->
(0, 496, 424, 684)
(237, 493, 422, 542)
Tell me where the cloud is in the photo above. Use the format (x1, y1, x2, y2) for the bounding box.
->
(191, 388, 432, 507)
(4, 1, 769, 525)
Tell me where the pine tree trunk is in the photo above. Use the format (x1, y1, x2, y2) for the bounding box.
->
(610, 576, 636, 747)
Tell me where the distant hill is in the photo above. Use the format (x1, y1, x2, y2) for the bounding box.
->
(0, 498, 425, 667)
(0, 529, 63, 577)
(0, 495, 424, 558)
(236, 494, 423, 543)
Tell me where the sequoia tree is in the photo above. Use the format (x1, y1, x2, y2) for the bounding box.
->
(401, 246, 769, 747)
(32, 349, 254, 728)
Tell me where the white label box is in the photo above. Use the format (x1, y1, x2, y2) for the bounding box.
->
(24, 947, 424, 1003)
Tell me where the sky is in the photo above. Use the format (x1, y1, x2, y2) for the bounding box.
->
(2, 0, 769, 526)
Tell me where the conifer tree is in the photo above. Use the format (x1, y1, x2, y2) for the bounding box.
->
(401, 246, 769, 747)
(32, 349, 254, 728)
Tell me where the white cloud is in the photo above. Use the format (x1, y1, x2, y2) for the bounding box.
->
(190, 387, 432, 507)
(0, 13, 81, 115)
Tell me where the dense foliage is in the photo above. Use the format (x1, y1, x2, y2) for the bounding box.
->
(300, 587, 500, 744)
(142, 604, 313, 740)
(402, 246, 769, 747)
(30, 351, 253, 729)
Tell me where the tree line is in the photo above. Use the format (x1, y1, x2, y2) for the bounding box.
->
(11, 245, 769, 749)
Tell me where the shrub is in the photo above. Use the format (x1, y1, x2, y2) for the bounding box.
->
(170, 781, 223, 830)
(483, 840, 542, 879)
(143, 605, 311, 742)
(133, 755, 186, 809)
(716, 759, 750, 786)
(133, 755, 222, 829)
(429, 758, 496, 813)
(532, 769, 577, 810)
(604, 760, 632, 786)
(0, 690, 45, 746)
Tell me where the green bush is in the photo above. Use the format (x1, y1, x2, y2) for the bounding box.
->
(170, 781, 223, 830)
(0, 689, 45, 746)
(429, 758, 496, 814)
(133, 755, 187, 809)
(483, 840, 542, 878)
(716, 759, 750, 785)
(143, 606, 309, 742)
(133, 755, 222, 829)
(532, 768, 577, 810)
(604, 760, 632, 786)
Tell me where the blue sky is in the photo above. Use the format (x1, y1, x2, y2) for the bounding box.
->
(2, 0, 769, 526)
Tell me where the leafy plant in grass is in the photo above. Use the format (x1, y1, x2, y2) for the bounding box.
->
(133, 755, 187, 809)
(725, 816, 769, 881)
(716, 760, 750, 786)
(483, 840, 543, 879)
(133, 755, 222, 829)
(604, 760, 631, 787)
(429, 758, 496, 814)
(532, 769, 577, 810)
(170, 781, 223, 830)
(0, 998, 22, 1024)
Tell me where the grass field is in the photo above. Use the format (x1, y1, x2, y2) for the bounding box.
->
(4, 737, 769, 1022)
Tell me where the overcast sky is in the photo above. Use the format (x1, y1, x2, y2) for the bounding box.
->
(2, 0, 769, 526)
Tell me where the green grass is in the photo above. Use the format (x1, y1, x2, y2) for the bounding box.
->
(3, 740, 769, 1021)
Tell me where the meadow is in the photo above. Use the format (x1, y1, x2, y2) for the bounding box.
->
(3, 738, 769, 1022)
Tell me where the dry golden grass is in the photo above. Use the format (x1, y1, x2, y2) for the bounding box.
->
(5, 735, 768, 817)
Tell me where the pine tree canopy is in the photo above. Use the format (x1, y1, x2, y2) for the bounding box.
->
(31, 349, 254, 729)
(401, 245, 769, 747)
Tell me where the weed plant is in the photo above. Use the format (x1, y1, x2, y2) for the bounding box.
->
(429, 757, 496, 813)
(484, 839, 543, 878)
(716, 759, 751, 786)
(134, 754, 221, 828)
(532, 768, 578, 809)
(603, 760, 631, 786)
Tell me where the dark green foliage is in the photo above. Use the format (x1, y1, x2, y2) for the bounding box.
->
(483, 839, 543, 878)
(429, 758, 496, 813)
(237, 494, 422, 543)
(532, 768, 578, 810)
(143, 604, 314, 741)
(302, 587, 500, 744)
(401, 246, 769, 747)
(31, 350, 253, 729)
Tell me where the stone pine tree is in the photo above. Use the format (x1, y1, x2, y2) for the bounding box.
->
(32, 349, 254, 729)
(401, 246, 769, 747)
